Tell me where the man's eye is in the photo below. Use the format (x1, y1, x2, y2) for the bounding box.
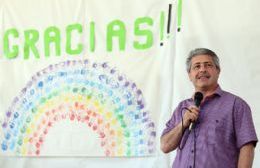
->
(193, 65, 200, 70)
(206, 63, 213, 68)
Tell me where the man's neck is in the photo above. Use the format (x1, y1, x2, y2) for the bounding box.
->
(195, 84, 218, 98)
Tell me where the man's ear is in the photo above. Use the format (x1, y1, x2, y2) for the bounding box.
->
(217, 68, 221, 75)
(188, 72, 192, 81)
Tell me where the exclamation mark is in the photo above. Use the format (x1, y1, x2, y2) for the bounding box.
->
(177, 0, 182, 32)
(167, 4, 172, 38)
(90, 21, 95, 52)
(160, 11, 165, 46)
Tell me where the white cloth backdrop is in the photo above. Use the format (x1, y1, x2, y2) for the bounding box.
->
(0, 0, 259, 167)
(0, 0, 175, 166)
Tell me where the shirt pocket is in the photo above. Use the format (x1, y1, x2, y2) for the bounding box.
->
(206, 117, 230, 145)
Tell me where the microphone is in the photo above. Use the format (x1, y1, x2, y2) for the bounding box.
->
(189, 92, 203, 131)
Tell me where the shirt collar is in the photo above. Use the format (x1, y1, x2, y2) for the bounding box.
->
(188, 85, 223, 102)
(214, 85, 224, 97)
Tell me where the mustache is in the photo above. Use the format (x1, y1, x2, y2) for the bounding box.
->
(196, 72, 210, 79)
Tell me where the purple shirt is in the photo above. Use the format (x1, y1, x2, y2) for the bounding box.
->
(162, 86, 258, 168)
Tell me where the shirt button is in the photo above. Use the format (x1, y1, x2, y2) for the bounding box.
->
(191, 149, 194, 153)
(189, 166, 192, 168)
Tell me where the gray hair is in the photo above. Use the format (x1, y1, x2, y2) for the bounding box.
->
(186, 48, 220, 72)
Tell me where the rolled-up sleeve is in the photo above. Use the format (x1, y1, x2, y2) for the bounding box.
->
(233, 97, 258, 149)
(161, 103, 183, 136)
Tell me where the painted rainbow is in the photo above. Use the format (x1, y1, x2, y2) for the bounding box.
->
(0, 59, 156, 156)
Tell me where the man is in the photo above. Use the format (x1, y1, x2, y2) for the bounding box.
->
(160, 48, 258, 168)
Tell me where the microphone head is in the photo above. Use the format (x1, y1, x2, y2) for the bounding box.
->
(194, 92, 203, 107)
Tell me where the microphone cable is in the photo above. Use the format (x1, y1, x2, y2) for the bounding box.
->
(178, 107, 189, 150)
(178, 107, 197, 168)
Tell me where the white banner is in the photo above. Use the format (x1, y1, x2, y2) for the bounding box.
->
(0, 0, 177, 157)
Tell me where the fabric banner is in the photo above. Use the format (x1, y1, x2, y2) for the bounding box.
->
(0, 0, 177, 157)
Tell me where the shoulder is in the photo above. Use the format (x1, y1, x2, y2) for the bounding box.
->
(176, 98, 193, 109)
(221, 90, 251, 109)
(221, 90, 248, 102)
(171, 98, 193, 116)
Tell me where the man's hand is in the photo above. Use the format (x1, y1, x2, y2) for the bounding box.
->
(183, 106, 200, 128)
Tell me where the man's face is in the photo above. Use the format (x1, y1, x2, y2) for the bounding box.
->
(188, 54, 220, 91)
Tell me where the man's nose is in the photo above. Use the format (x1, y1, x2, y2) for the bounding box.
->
(199, 65, 207, 71)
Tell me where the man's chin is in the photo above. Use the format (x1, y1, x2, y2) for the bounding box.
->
(195, 84, 209, 90)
